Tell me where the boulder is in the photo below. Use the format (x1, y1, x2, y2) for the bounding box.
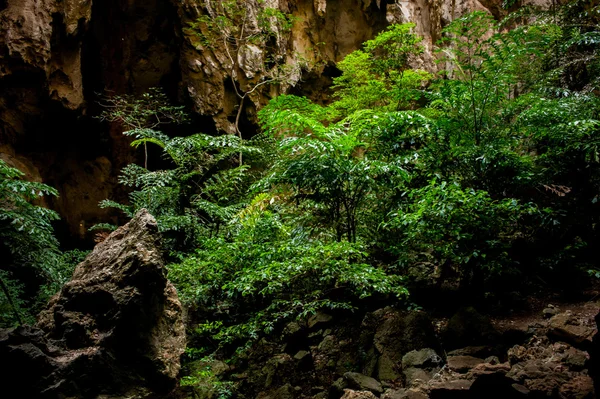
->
(548, 311, 595, 349)
(0, 210, 186, 399)
(309, 311, 333, 329)
(361, 308, 439, 381)
(402, 348, 443, 386)
(402, 348, 443, 369)
(343, 372, 383, 395)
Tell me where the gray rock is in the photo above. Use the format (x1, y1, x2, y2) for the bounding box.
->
(403, 367, 434, 387)
(543, 306, 559, 319)
(344, 372, 384, 394)
(361, 308, 439, 378)
(309, 311, 333, 329)
(377, 352, 401, 381)
(1, 210, 185, 399)
(402, 348, 442, 369)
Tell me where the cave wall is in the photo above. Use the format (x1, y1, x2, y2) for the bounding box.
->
(0, 0, 551, 243)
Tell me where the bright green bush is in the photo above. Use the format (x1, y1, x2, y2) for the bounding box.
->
(168, 209, 407, 347)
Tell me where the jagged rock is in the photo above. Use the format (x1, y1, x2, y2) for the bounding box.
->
(402, 348, 443, 369)
(361, 308, 439, 380)
(560, 376, 596, 399)
(564, 347, 590, 370)
(505, 339, 595, 398)
(548, 311, 595, 348)
(340, 389, 378, 399)
(0, 210, 185, 399)
(309, 311, 333, 329)
(401, 348, 443, 386)
(344, 372, 383, 395)
(262, 353, 294, 389)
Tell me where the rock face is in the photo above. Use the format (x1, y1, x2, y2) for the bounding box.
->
(0, 209, 186, 398)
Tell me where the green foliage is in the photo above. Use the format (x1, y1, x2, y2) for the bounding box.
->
(100, 4, 600, 384)
(255, 6, 600, 293)
(99, 88, 188, 130)
(169, 210, 406, 348)
(180, 356, 235, 399)
(330, 23, 431, 116)
(0, 159, 71, 326)
(99, 128, 263, 250)
(388, 181, 537, 284)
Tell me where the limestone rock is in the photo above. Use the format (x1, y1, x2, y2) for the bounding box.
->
(0, 210, 186, 399)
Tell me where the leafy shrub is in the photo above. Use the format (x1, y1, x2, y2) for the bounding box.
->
(168, 209, 407, 348)
(0, 159, 70, 326)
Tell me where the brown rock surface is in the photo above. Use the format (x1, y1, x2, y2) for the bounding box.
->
(0, 209, 186, 398)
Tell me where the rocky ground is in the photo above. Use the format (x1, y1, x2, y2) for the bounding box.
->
(186, 301, 599, 399)
(0, 210, 598, 398)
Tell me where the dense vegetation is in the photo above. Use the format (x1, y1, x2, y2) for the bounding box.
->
(1, 0, 599, 393)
